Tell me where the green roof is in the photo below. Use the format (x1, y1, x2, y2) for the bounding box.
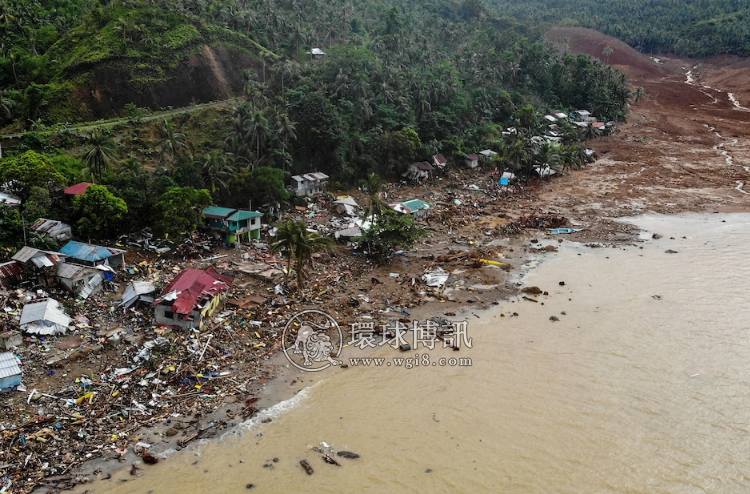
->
(402, 199, 431, 211)
(203, 206, 237, 218)
(226, 210, 262, 222)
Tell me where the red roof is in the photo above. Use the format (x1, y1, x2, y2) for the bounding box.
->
(433, 154, 447, 165)
(466, 154, 479, 160)
(414, 161, 434, 170)
(63, 182, 94, 195)
(154, 266, 233, 315)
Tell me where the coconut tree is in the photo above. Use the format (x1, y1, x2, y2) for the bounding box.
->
(270, 219, 333, 290)
(82, 129, 117, 180)
(156, 119, 191, 167)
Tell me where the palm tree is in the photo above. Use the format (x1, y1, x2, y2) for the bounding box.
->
(602, 45, 614, 64)
(270, 219, 334, 290)
(0, 90, 15, 123)
(247, 109, 270, 164)
(200, 152, 235, 194)
(82, 129, 117, 180)
(156, 119, 191, 166)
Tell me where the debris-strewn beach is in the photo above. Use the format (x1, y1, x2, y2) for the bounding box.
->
(3, 27, 750, 493)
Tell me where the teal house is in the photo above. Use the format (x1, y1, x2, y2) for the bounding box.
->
(203, 206, 263, 243)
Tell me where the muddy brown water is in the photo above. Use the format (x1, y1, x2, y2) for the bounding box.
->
(79, 213, 750, 494)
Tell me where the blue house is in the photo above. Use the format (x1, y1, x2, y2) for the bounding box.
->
(203, 206, 262, 244)
(59, 241, 126, 268)
(0, 352, 22, 392)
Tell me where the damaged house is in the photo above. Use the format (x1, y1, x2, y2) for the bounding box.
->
(30, 218, 72, 243)
(391, 199, 431, 219)
(19, 298, 71, 336)
(56, 263, 114, 299)
(59, 241, 125, 269)
(12, 247, 65, 287)
(402, 162, 434, 183)
(54, 241, 123, 299)
(202, 206, 262, 243)
(153, 266, 233, 330)
(0, 261, 23, 288)
(290, 172, 329, 197)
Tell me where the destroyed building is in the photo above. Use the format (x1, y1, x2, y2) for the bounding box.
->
(56, 262, 113, 299)
(153, 266, 233, 330)
(19, 298, 71, 335)
(391, 199, 432, 219)
(11, 246, 65, 286)
(29, 218, 73, 242)
(0, 261, 23, 287)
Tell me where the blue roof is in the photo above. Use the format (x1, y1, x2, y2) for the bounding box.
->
(60, 241, 125, 262)
(203, 206, 236, 219)
(226, 210, 262, 222)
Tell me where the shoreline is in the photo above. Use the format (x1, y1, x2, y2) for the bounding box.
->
(61, 216, 641, 491)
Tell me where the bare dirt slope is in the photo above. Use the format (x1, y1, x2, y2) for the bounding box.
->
(542, 27, 750, 225)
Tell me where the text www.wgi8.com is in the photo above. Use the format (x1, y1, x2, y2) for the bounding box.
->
(347, 353, 472, 369)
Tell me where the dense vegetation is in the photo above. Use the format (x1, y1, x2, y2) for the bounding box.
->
(0, 0, 638, 251)
(489, 0, 750, 58)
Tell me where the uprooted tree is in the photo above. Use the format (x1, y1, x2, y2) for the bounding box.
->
(357, 200, 427, 264)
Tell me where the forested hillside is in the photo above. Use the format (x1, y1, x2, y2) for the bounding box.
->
(1, 0, 635, 246)
(489, 0, 750, 57)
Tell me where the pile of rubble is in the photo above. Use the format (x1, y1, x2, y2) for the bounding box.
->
(0, 169, 594, 493)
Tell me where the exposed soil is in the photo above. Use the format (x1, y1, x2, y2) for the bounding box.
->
(4, 27, 750, 494)
(544, 27, 750, 222)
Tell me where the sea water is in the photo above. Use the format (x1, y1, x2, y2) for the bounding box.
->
(85, 212, 750, 494)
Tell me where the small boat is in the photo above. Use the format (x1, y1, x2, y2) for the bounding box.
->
(549, 228, 583, 234)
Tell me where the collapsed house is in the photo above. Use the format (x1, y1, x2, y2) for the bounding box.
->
(391, 199, 432, 219)
(0, 352, 22, 392)
(19, 298, 71, 335)
(120, 281, 156, 309)
(56, 263, 113, 299)
(0, 331, 22, 350)
(432, 154, 448, 171)
(333, 197, 360, 216)
(402, 162, 434, 183)
(202, 206, 262, 243)
(153, 266, 233, 330)
(12, 246, 65, 287)
(0, 261, 23, 287)
(30, 218, 73, 243)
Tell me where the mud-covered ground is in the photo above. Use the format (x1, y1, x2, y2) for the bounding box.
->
(2, 27, 750, 494)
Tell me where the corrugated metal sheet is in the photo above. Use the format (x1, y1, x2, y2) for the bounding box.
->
(202, 206, 236, 219)
(120, 281, 156, 308)
(12, 246, 42, 263)
(0, 352, 21, 380)
(20, 299, 72, 335)
(12, 246, 63, 265)
(63, 182, 93, 195)
(60, 241, 125, 263)
(0, 261, 22, 279)
(226, 210, 262, 222)
(57, 262, 90, 280)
